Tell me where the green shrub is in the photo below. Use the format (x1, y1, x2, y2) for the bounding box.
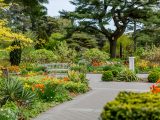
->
(0, 108, 18, 120)
(25, 49, 57, 63)
(68, 71, 88, 84)
(103, 66, 112, 71)
(83, 48, 109, 63)
(148, 71, 160, 83)
(117, 70, 139, 82)
(102, 71, 114, 81)
(53, 41, 77, 62)
(64, 82, 89, 93)
(70, 64, 87, 73)
(0, 102, 19, 120)
(101, 91, 160, 120)
(111, 70, 119, 77)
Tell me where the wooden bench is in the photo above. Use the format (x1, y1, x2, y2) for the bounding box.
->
(42, 63, 70, 74)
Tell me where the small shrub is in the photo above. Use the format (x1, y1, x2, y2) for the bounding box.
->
(101, 92, 160, 120)
(64, 82, 89, 93)
(70, 64, 87, 73)
(103, 66, 112, 71)
(111, 70, 119, 77)
(25, 49, 57, 63)
(102, 71, 114, 81)
(67, 71, 88, 84)
(83, 48, 109, 63)
(117, 69, 139, 82)
(148, 71, 160, 83)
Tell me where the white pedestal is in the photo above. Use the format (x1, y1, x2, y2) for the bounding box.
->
(129, 57, 135, 72)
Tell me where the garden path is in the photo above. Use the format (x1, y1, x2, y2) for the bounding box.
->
(33, 74, 152, 120)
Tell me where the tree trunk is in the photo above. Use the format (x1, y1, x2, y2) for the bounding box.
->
(133, 21, 137, 52)
(120, 43, 123, 58)
(109, 39, 117, 58)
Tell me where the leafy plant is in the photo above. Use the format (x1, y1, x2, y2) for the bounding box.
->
(64, 82, 89, 93)
(53, 41, 77, 62)
(24, 49, 57, 63)
(117, 69, 139, 82)
(0, 78, 35, 106)
(148, 71, 160, 83)
(70, 64, 87, 73)
(67, 71, 88, 84)
(103, 66, 112, 71)
(111, 70, 119, 77)
(83, 48, 109, 63)
(102, 71, 114, 81)
(0, 101, 19, 120)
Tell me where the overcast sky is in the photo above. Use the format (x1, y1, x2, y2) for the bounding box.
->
(46, 0, 75, 17)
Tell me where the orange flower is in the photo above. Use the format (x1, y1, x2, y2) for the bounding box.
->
(34, 84, 45, 89)
(156, 79, 160, 84)
(63, 77, 69, 81)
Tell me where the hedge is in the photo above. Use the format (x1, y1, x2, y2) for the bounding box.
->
(101, 91, 160, 120)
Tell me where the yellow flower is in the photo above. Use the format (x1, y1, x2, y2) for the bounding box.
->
(24, 83, 30, 89)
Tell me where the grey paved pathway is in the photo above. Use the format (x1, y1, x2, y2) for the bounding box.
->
(33, 74, 152, 120)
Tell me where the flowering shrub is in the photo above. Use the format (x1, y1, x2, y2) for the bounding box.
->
(19, 74, 89, 101)
(136, 60, 149, 71)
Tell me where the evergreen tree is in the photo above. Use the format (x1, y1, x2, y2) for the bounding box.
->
(60, 0, 158, 58)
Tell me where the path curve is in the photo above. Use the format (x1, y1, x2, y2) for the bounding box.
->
(33, 74, 152, 120)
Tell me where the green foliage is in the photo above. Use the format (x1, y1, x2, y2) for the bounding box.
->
(68, 32, 98, 50)
(102, 71, 114, 81)
(0, 78, 35, 106)
(10, 41, 22, 66)
(148, 71, 160, 83)
(111, 70, 119, 77)
(60, 0, 158, 58)
(27, 49, 57, 63)
(0, 101, 19, 120)
(101, 91, 160, 120)
(36, 84, 70, 102)
(22, 100, 57, 119)
(117, 35, 134, 57)
(64, 82, 89, 93)
(70, 64, 87, 73)
(103, 66, 112, 71)
(54, 85, 71, 102)
(117, 69, 139, 82)
(83, 48, 109, 63)
(68, 71, 88, 84)
(45, 33, 64, 51)
(54, 41, 77, 62)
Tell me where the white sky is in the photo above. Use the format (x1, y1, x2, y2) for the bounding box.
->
(46, 0, 75, 17)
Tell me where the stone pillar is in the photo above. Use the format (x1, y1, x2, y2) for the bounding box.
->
(129, 57, 135, 72)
